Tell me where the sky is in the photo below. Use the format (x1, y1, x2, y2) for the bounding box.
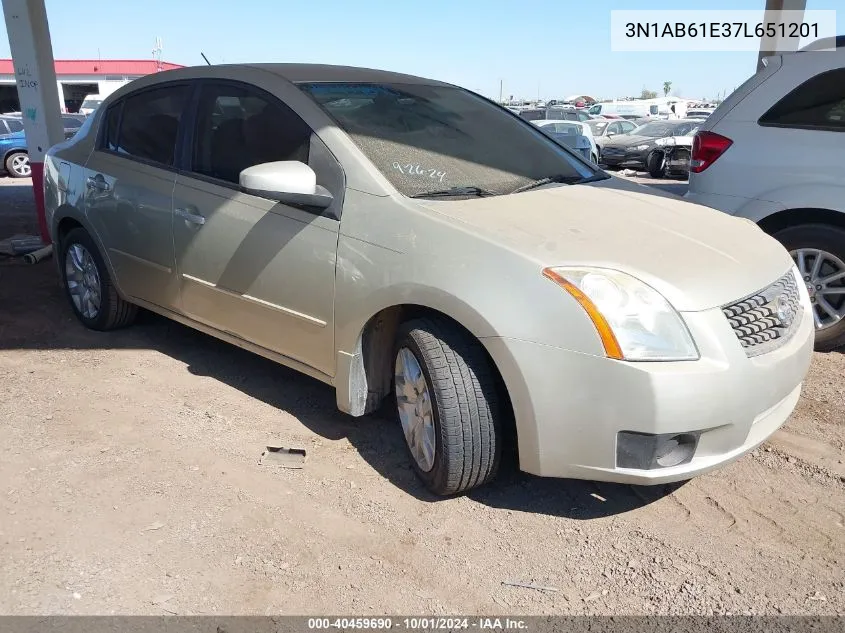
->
(0, 0, 842, 101)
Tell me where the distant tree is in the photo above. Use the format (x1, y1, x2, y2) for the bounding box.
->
(663, 81, 672, 96)
(641, 87, 658, 100)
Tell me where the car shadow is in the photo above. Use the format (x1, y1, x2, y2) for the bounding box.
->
(124, 310, 683, 519)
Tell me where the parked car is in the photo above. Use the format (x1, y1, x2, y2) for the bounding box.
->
(518, 107, 592, 122)
(686, 37, 845, 350)
(1, 115, 84, 177)
(586, 118, 637, 157)
(79, 96, 104, 116)
(600, 119, 700, 170)
(685, 109, 713, 120)
(644, 133, 695, 179)
(45, 64, 813, 495)
(532, 119, 598, 163)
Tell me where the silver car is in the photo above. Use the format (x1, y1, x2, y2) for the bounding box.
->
(44, 64, 814, 496)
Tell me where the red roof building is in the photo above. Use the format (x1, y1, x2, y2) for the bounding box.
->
(0, 59, 184, 76)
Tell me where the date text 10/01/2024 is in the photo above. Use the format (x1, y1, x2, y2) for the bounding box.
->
(625, 21, 820, 39)
(307, 617, 528, 630)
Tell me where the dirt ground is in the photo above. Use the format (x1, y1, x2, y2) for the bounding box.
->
(0, 176, 843, 616)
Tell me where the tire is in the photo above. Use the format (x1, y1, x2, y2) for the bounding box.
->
(5, 151, 30, 178)
(773, 223, 845, 352)
(646, 150, 666, 178)
(60, 227, 137, 331)
(393, 317, 502, 495)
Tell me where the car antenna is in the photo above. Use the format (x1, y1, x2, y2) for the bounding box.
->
(200, 52, 212, 66)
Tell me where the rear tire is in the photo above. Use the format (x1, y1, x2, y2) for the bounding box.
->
(646, 150, 666, 178)
(60, 227, 137, 331)
(5, 151, 30, 178)
(393, 317, 502, 495)
(773, 223, 845, 352)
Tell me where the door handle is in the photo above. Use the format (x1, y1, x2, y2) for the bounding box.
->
(86, 174, 110, 192)
(175, 207, 206, 225)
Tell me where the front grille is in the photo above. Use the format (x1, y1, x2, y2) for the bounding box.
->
(722, 271, 802, 357)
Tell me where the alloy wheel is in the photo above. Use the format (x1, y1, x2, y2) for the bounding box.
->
(65, 243, 102, 320)
(791, 248, 845, 330)
(11, 154, 30, 177)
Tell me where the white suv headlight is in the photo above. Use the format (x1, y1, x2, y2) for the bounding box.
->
(543, 267, 699, 361)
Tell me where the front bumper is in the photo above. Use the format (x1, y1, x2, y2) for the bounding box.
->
(601, 147, 650, 168)
(482, 304, 814, 484)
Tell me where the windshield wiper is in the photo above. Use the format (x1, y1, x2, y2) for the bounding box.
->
(513, 172, 608, 194)
(410, 186, 497, 199)
(512, 174, 581, 194)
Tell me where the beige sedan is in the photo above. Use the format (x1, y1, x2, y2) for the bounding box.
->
(44, 64, 814, 495)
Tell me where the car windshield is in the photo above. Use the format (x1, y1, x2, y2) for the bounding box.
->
(631, 121, 681, 138)
(298, 82, 597, 197)
(587, 120, 608, 134)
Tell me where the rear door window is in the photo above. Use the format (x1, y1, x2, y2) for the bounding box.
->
(759, 68, 845, 132)
(106, 84, 190, 166)
(5, 119, 23, 133)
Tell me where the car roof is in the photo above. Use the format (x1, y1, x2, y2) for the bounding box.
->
(207, 63, 454, 87)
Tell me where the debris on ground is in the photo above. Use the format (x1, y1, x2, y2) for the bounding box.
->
(620, 169, 638, 176)
(501, 580, 559, 592)
(141, 521, 165, 533)
(0, 234, 44, 257)
(259, 446, 307, 468)
(590, 493, 607, 502)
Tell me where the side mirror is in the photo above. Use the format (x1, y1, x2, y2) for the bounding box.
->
(607, 131, 617, 137)
(239, 161, 333, 210)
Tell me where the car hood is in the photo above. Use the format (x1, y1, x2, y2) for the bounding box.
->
(603, 134, 655, 148)
(416, 177, 793, 312)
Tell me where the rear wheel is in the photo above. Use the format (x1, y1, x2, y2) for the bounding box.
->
(393, 317, 502, 495)
(5, 152, 30, 178)
(60, 227, 137, 331)
(773, 224, 845, 351)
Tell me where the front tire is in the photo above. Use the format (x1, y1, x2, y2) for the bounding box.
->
(646, 150, 666, 178)
(60, 227, 137, 331)
(773, 223, 845, 352)
(5, 152, 30, 178)
(393, 317, 502, 495)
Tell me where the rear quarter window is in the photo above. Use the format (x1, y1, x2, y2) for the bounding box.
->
(759, 68, 845, 132)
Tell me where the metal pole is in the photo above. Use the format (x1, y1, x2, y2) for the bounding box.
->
(757, 0, 807, 72)
(2, 0, 64, 244)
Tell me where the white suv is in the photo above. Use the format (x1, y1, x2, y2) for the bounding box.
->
(686, 37, 845, 351)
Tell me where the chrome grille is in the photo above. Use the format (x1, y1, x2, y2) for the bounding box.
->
(722, 271, 802, 357)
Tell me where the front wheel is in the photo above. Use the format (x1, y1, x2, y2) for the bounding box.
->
(646, 150, 666, 178)
(5, 152, 30, 178)
(393, 317, 503, 495)
(774, 223, 845, 351)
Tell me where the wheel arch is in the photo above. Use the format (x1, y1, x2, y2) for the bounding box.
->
(336, 302, 515, 439)
(3, 147, 27, 164)
(51, 206, 122, 297)
(757, 207, 845, 236)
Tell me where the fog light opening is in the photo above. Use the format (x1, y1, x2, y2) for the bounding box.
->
(655, 434, 697, 468)
(616, 431, 700, 470)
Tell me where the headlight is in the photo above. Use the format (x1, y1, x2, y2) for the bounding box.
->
(542, 267, 699, 361)
(635, 144, 651, 151)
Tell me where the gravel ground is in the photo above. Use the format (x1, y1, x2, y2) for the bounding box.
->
(0, 176, 843, 616)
